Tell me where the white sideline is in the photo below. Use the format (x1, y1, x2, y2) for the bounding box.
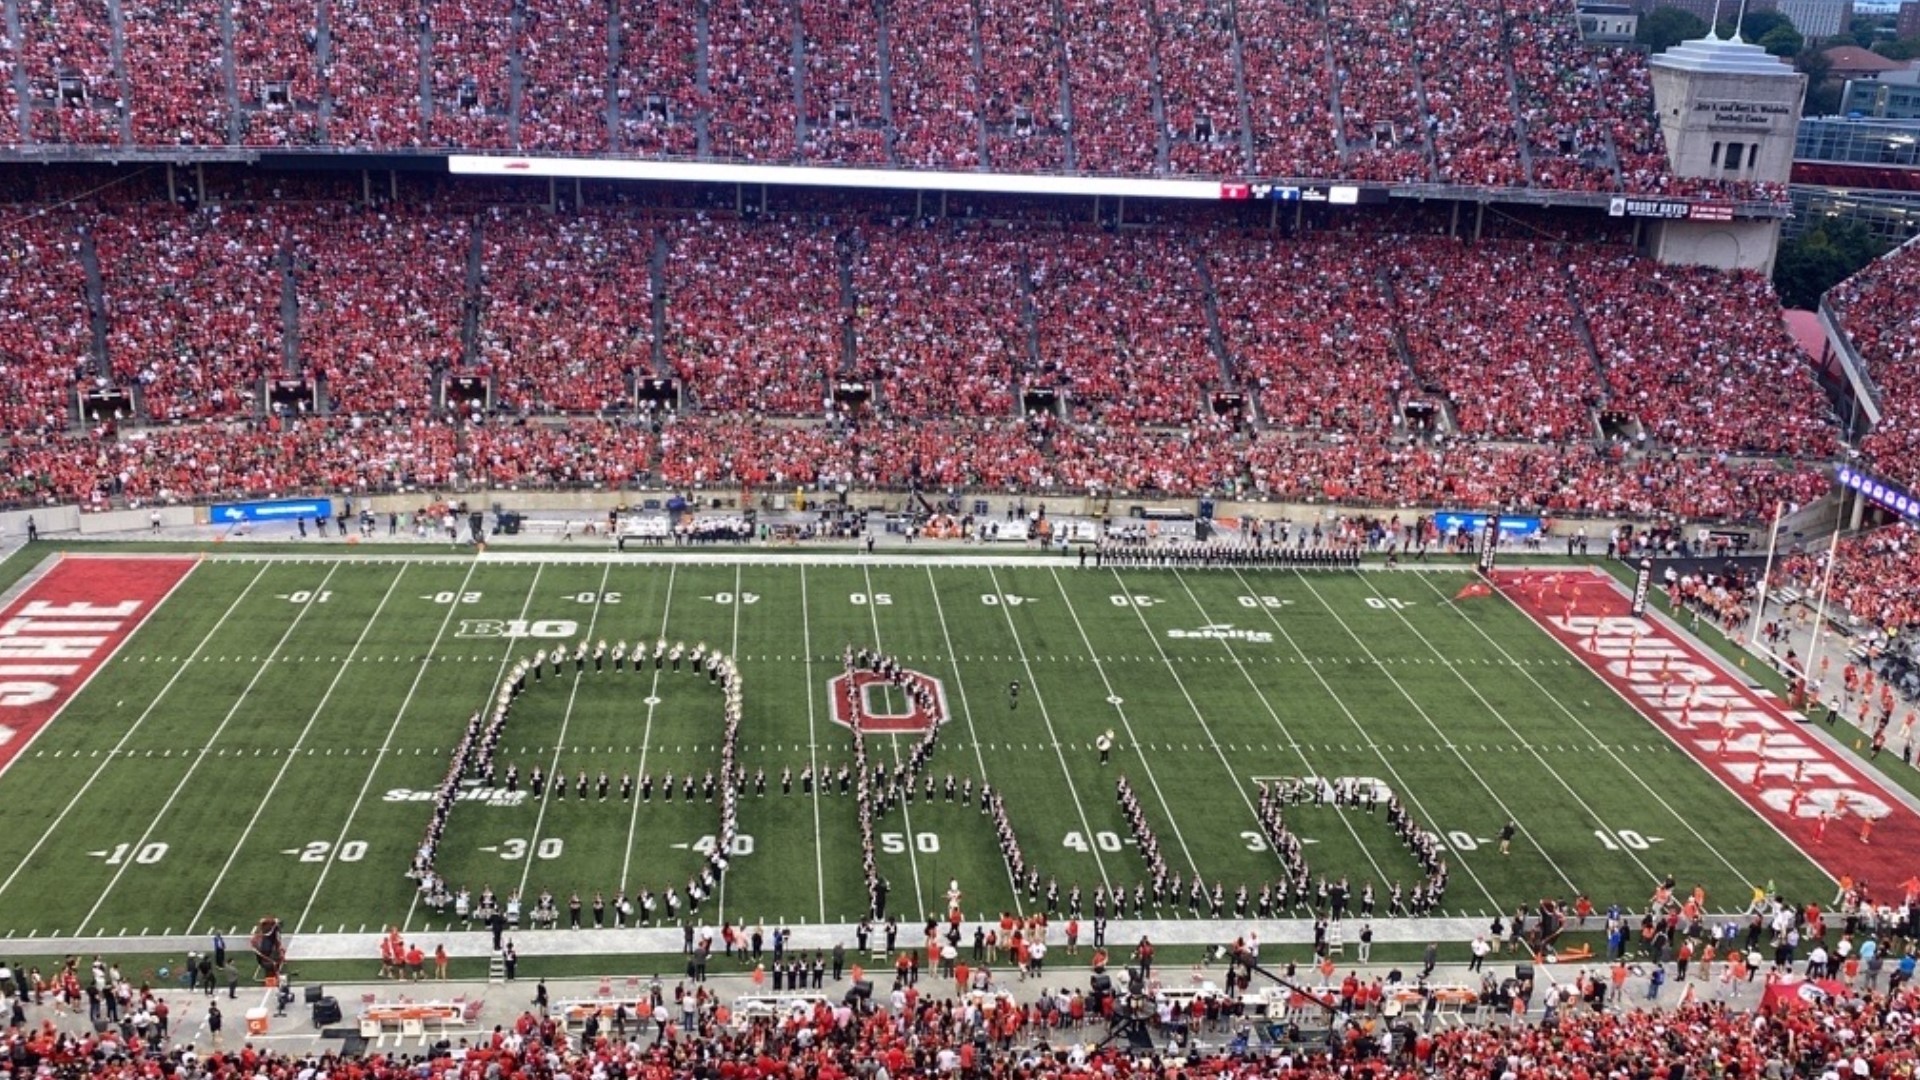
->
(185, 565, 414, 930)
(1156, 569, 1396, 888)
(0, 559, 240, 906)
(74, 563, 346, 937)
(1223, 567, 1505, 915)
(295, 559, 497, 935)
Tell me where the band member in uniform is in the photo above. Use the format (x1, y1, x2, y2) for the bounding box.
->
(1096, 730, 1115, 765)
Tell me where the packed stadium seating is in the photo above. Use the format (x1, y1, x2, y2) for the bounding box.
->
(0, 209, 93, 435)
(1, 961, 1917, 1078)
(1571, 257, 1837, 457)
(475, 209, 656, 414)
(94, 204, 284, 424)
(0, 182, 1847, 523)
(663, 216, 842, 415)
(285, 204, 466, 416)
(1827, 237, 1920, 495)
(0, 0, 1779, 201)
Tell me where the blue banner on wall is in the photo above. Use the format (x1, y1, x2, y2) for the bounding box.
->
(1435, 512, 1546, 540)
(211, 498, 334, 524)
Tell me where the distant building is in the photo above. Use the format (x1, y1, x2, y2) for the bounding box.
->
(1636, 0, 1778, 26)
(1823, 44, 1911, 79)
(1841, 65, 1920, 117)
(1579, 1, 1640, 40)
(1900, 0, 1920, 39)
(1777, 0, 1854, 37)
(1791, 116, 1920, 242)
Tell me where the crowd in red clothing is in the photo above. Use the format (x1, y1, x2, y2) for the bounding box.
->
(0, 209, 93, 434)
(475, 209, 656, 415)
(1827, 236, 1920, 495)
(607, 0, 700, 157)
(0, 0, 1781, 200)
(797, 0, 890, 166)
(0, 188, 1851, 526)
(93, 204, 284, 424)
(1572, 257, 1837, 457)
(515, 23, 616, 152)
(4, 959, 1920, 1080)
(663, 217, 842, 416)
(233, 0, 325, 147)
(848, 228, 1024, 420)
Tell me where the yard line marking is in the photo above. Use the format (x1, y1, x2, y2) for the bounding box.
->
(1289, 571, 1582, 894)
(0, 563, 264, 909)
(1402, 573, 1766, 888)
(860, 565, 928, 918)
(517, 563, 615, 900)
(797, 568, 828, 923)
(924, 566, 1023, 916)
(75, 564, 345, 936)
(305, 559, 509, 936)
(1047, 570, 1202, 878)
(187, 565, 412, 930)
(1225, 569, 1503, 913)
(618, 566, 678, 895)
(1157, 571, 1394, 887)
(984, 567, 1112, 889)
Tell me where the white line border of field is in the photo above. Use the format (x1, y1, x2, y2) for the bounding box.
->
(300, 558, 506, 936)
(75, 563, 347, 936)
(185, 564, 414, 930)
(1392, 571, 1768, 889)
(1483, 568, 1843, 889)
(0, 554, 205, 785)
(0, 557, 227, 905)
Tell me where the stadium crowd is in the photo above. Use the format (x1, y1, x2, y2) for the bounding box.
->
(5, 943, 1920, 1079)
(1803, 237, 1920, 641)
(1827, 237, 1920, 496)
(0, 0, 1779, 201)
(0, 188, 1847, 522)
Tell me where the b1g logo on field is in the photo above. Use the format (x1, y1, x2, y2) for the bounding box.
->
(829, 669, 950, 734)
(455, 619, 580, 639)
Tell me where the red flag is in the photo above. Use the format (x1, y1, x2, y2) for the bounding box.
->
(1454, 582, 1493, 601)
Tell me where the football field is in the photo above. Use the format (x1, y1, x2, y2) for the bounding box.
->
(0, 550, 1840, 945)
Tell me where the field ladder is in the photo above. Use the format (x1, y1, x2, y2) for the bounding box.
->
(488, 954, 506, 984)
(1326, 922, 1344, 957)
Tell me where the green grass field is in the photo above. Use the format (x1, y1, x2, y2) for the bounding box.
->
(0, 552, 1834, 944)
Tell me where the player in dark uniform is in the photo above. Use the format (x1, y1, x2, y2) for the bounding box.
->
(1008, 680, 1020, 711)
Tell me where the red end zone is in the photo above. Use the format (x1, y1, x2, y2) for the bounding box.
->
(0, 555, 197, 773)
(1495, 568, 1920, 888)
